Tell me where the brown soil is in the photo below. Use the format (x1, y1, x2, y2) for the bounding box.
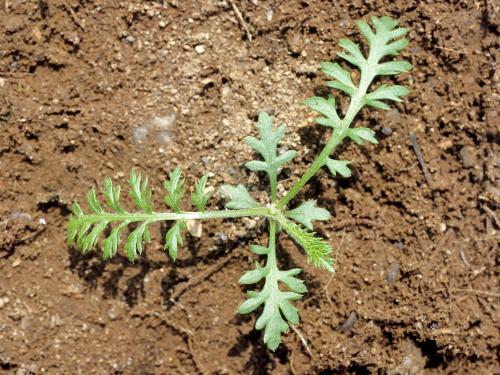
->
(1, 0, 499, 374)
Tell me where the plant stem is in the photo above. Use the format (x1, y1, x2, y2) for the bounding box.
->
(269, 170, 278, 204)
(277, 67, 377, 210)
(266, 220, 278, 270)
(80, 207, 273, 224)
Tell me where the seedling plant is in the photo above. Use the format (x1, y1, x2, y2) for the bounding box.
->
(68, 16, 411, 350)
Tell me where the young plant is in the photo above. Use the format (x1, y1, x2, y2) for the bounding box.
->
(68, 16, 411, 350)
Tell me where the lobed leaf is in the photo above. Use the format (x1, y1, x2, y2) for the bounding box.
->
(129, 170, 153, 213)
(103, 177, 125, 213)
(285, 200, 331, 230)
(337, 38, 366, 67)
(279, 216, 335, 272)
(219, 184, 259, 209)
(191, 174, 213, 212)
(164, 167, 185, 212)
(347, 128, 378, 145)
(244, 112, 296, 185)
(102, 221, 130, 260)
(304, 96, 341, 128)
(86, 188, 103, 214)
(164, 221, 185, 261)
(320, 62, 355, 91)
(125, 221, 151, 261)
(326, 159, 352, 178)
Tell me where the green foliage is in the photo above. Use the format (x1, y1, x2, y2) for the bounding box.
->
(191, 174, 212, 212)
(244, 112, 296, 201)
(278, 216, 335, 273)
(67, 15, 411, 351)
(285, 200, 331, 230)
(218, 184, 259, 209)
(238, 222, 308, 351)
(164, 167, 185, 213)
(165, 221, 185, 261)
(326, 159, 352, 178)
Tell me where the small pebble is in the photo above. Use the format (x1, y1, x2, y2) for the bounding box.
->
(159, 21, 167, 29)
(125, 35, 135, 43)
(459, 146, 477, 169)
(382, 126, 393, 136)
(194, 45, 206, 54)
(339, 311, 357, 333)
(387, 261, 400, 284)
(12, 259, 21, 268)
(107, 308, 120, 321)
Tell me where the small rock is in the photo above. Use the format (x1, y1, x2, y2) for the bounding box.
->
(286, 32, 304, 54)
(159, 21, 167, 29)
(194, 45, 206, 54)
(266, 9, 273, 21)
(381, 126, 393, 136)
(107, 307, 121, 321)
(0, 78, 5, 88)
(125, 35, 135, 44)
(459, 146, 477, 168)
(187, 220, 202, 238)
(339, 311, 357, 333)
(386, 261, 400, 284)
(12, 258, 21, 268)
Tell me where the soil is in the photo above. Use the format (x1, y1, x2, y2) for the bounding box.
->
(0, 0, 499, 374)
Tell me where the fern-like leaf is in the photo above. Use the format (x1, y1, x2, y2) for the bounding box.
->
(278, 216, 335, 272)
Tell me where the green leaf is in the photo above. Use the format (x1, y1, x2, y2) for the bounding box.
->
(337, 38, 366, 67)
(258, 304, 289, 351)
(238, 294, 265, 314)
(357, 20, 375, 45)
(304, 96, 341, 127)
(320, 62, 355, 91)
(275, 150, 297, 166)
(164, 167, 185, 212)
(102, 221, 129, 260)
(103, 177, 125, 213)
(245, 160, 268, 172)
(377, 61, 412, 75)
(371, 15, 399, 33)
(239, 262, 268, 284)
(347, 128, 378, 145)
(250, 244, 270, 255)
(125, 221, 151, 261)
(279, 216, 335, 272)
(326, 159, 352, 178)
(367, 84, 409, 102)
(219, 184, 259, 209)
(279, 274, 308, 294)
(191, 174, 213, 212)
(164, 221, 185, 261)
(129, 170, 153, 213)
(80, 221, 108, 253)
(326, 80, 356, 96)
(285, 200, 331, 230)
(279, 299, 300, 325)
(244, 112, 296, 185)
(86, 188, 103, 214)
